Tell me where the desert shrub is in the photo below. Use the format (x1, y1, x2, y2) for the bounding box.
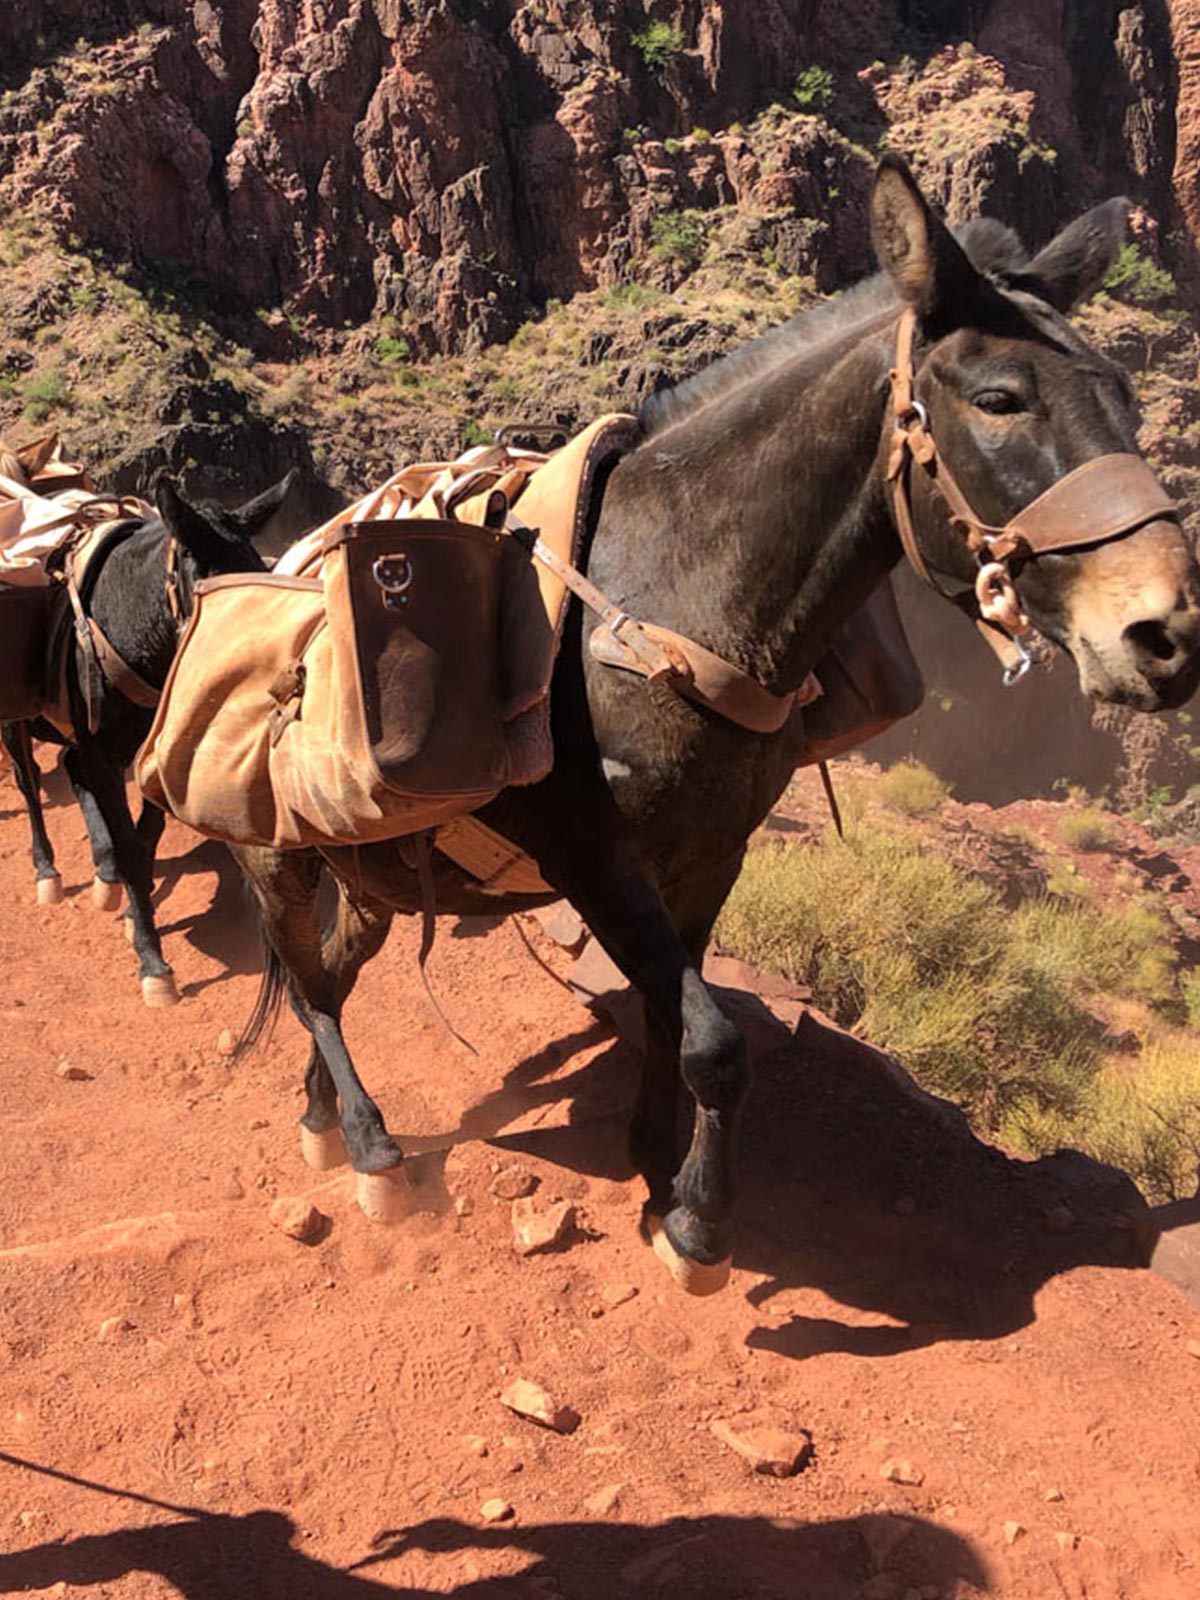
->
(630, 21, 683, 72)
(375, 333, 411, 365)
(461, 419, 493, 448)
(22, 366, 71, 423)
(1058, 806, 1115, 852)
(716, 833, 1181, 1137)
(877, 758, 950, 817)
(650, 210, 707, 270)
(793, 65, 834, 111)
(1103, 244, 1176, 307)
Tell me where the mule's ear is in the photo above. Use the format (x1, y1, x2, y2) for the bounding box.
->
(154, 474, 217, 551)
(226, 468, 298, 539)
(871, 154, 979, 320)
(1022, 197, 1129, 313)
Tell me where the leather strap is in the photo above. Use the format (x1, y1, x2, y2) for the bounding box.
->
(89, 617, 161, 709)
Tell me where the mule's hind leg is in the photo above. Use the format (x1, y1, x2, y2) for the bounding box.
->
(3, 723, 62, 903)
(236, 846, 402, 1214)
(121, 802, 167, 941)
(65, 754, 123, 912)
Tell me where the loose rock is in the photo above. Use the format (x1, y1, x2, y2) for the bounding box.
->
(480, 1498, 514, 1524)
(879, 1458, 924, 1487)
(499, 1377, 580, 1434)
(56, 1059, 92, 1081)
(1055, 1531, 1078, 1552)
(98, 1315, 132, 1341)
(583, 1483, 623, 1516)
(491, 1166, 538, 1201)
(710, 1418, 812, 1478)
(268, 1196, 325, 1243)
(511, 1198, 575, 1256)
(463, 1435, 489, 1458)
(859, 1513, 913, 1569)
(601, 1283, 638, 1309)
(216, 1029, 237, 1057)
(1044, 1487, 1064, 1503)
(1186, 1339, 1200, 1360)
(1003, 1521, 1025, 1545)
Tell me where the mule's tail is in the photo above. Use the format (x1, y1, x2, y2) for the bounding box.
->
(236, 932, 287, 1057)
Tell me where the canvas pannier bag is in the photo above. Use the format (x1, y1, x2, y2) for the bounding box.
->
(137, 516, 524, 849)
(0, 576, 50, 721)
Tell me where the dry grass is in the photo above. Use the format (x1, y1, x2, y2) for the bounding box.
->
(876, 758, 950, 817)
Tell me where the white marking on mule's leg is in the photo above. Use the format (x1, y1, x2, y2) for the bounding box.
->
(92, 878, 122, 912)
(141, 973, 180, 1008)
(36, 874, 64, 906)
(300, 1125, 348, 1172)
(646, 1213, 731, 1297)
(356, 1167, 410, 1225)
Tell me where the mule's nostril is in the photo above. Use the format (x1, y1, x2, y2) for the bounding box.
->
(1124, 619, 1177, 662)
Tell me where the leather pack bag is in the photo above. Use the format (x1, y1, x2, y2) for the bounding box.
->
(136, 517, 525, 849)
(800, 575, 924, 764)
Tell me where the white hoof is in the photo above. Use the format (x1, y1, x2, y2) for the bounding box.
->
(36, 874, 64, 906)
(141, 973, 180, 1008)
(356, 1168, 410, 1225)
(92, 878, 122, 912)
(123, 916, 135, 943)
(300, 1125, 348, 1172)
(647, 1214, 732, 1297)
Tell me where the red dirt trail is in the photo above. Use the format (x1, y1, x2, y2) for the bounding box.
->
(2, 759, 1200, 1600)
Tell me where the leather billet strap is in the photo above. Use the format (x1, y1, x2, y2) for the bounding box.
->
(511, 517, 812, 734)
(887, 304, 1181, 672)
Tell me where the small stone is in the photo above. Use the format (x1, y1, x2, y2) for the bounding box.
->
(268, 1196, 325, 1243)
(463, 1435, 489, 1458)
(859, 1513, 913, 1569)
(1185, 1339, 1200, 1359)
(56, 1059, 92, 1081)
(583, 1482, 623, 1516)
(1044, 1487, 1064, 1503)
(710, 1419, 812, 1478)
(511, 1198, 575, 1256)
(480, 1498, 514, 1524)
(1054, 1532, 1078, 1553)
(491, 1166, 538, 1201)
(454, 1195, 474, 1218)
(535, 902, 587, 951)
(1003, 1521, 1025, 1546)
(499, 1377, 580, 1434)
(216, 1029, 237, 1057)
(601, 1283, 638, 1310)
(98, 1315, 132, 1341)
(248, 1118, 269, 1130)
(879, 1458, 924, 1487)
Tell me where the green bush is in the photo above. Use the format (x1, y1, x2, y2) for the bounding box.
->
(22, 366, 71, 423)
(375, 333, 411, 365)
(793, 65, 834, 111)
(1103, 244, 1176, 307)
(877, 758, 950, 817)
(715, 832, 1179, 1136)
(1058, 806, 1115, 852)
(649, 209, 706, 269)
(630, 21, 683, 72)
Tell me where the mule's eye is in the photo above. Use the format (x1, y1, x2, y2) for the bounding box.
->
(972, 388, 1025, 416)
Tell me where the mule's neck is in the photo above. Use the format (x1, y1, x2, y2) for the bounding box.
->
(604, 311, 904, 697)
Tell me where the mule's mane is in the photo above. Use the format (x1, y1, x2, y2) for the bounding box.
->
(639, 218, 1031, 442)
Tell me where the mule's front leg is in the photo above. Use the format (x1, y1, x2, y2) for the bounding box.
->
(2, 723, 62, 904)
(65, 746, 177, 1005)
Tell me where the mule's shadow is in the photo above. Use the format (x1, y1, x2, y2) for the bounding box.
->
(425, 982, 1155, 1360)
(0, 1496, 991, 1598)
(153, 837, 262, 993)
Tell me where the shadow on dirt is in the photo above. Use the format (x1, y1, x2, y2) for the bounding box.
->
(0, 1454, 992, 1597)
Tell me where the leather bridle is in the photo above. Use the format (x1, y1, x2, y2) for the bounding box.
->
(886, 304, 1181, 682)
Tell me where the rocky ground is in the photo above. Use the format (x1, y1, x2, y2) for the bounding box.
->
(3, 756, 1200, 1599)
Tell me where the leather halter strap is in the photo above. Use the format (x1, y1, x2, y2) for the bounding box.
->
(886, 304, 1181, 674)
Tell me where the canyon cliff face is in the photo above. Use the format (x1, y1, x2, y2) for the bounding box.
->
(0, 0, 1191, 353)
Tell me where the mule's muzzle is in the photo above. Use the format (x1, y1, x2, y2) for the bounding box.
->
(1120, 607, 1200, 709)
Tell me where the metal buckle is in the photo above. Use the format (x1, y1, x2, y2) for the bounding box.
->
(373, 553, 413, 609)
(1002, 637, 1034, 687)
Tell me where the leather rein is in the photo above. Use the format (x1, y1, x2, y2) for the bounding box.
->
(886, 303, 1180, 682)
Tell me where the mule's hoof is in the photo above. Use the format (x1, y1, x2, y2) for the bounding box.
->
(647, 1214, 732, 1298)
(92, 878, 122, 912)
(356, 1167, 410, 1225)
(123, 916, 135, 944)
(36, 874, 64, 906)
(141, 973, 180, 1008)
(300, 1125, 348, 1172)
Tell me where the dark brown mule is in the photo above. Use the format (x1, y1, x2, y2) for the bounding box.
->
(233, 158, 1200, 1288)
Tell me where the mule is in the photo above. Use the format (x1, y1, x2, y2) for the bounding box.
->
(3, 473, 292, 1003)
(232, 157, 1200, 1288)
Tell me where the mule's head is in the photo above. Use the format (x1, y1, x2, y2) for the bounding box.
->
(153, 470, 297, 583)
(871, 156, 1200, 710)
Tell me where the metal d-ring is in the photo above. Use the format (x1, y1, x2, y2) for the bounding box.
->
(373, 553, 413, 609)
(903, 399, 930, 430)
(1002, 637, 1034, 687)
